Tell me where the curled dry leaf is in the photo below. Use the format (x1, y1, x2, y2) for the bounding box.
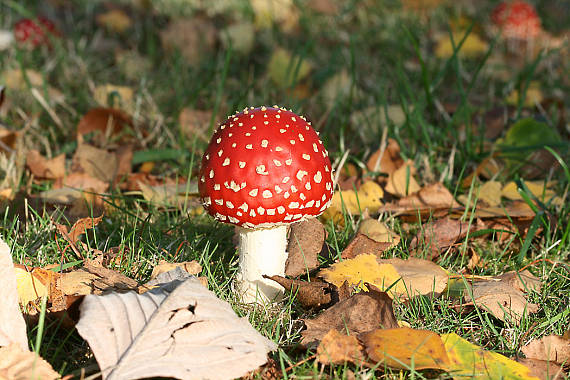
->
(0, 238, 28, 350)
(72, 143, 118, 184)
(522, 335, 570, 365)
(77, 107, 133, 144)
(160, 18, 217, 65)
(150, 259, 202, 280)
(366, 138, 405, 175)
(301, 287, 398, 347)
(357, 218, 400, 247)
(263, 275, 333, 308)
(410, 217, 486, 260)
(341, 233, 393, 259)
(0, 344, 59, 380)
(317, 329, 366, 365)
(359, 327, 450, 370)
(285, 218, 325, 277)
(381, 182, 461, 220)
(25, 150, 65, 180)
(76, 274, 276, 380)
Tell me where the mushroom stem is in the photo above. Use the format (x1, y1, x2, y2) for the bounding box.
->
(235, 225, 288, 303)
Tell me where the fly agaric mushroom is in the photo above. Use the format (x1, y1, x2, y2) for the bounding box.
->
(198, 106, 334, 303)
(13, 17, 58, 49)
(491, 1, 542, 40)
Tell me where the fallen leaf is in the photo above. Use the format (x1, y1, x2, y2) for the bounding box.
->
(350, 106, 409, 142)
(502, 181, 557, 202)
(435, 31, 489, 59)
(366, 138, 404, 176)
(76, 274, 276, 379)
(220, 22, 255, 55)
(307, 0, 338, 14)
(360, 327, 450, 370)
(385, 160, 421, 197)
(93, 84, 135, 114)
(0, 239, 28, 350)
(72, 143, 118, 184)
(263, 275, 333, 308)
(357, 218, 400, 246)
(77, 107, 133, 144)
(381, 182, 461, 220)
(57, 214, 103, 245)
(442, 333, 539, 379)
(250, 0, 298, 31)
(137, 181, 199, 209)
(320, 69, 353, 108)
(150, 260, 202, 280)
(0, 344, 59, 379)
(522, 335, 570, 365)
(461, 156, 503, 188)
(469, 278, 539, 323)
(322, 181, 384, 222)
(317, 329, 366, 365)
(63, 172, 109, 194)
(160, 18, 217, 65)
(25, 150, 65, 180)
(410, 217, 485, 259)
(506, 82, 544, 107)
(321, 254, 448, 299)
(301, 287, 398, 347)
(96, 9, 132, 33)
(267, 48, 312, 88)
(285, 218, 325, 277)
(497, 270, 541, 292)
(479, 180, 503, 207)
(115, 50, 152, 81)
(516, 358, 564, 380)
(341, 233, 393, 259)
(0, 127, 19, 153)
(13, 264, 50, 305)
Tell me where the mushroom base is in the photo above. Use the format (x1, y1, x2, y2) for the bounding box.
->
(235, 225, 288, 304)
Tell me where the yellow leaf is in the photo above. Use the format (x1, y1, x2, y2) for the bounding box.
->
(360, 327, 450, 370)
(267, 48, 312, 88)
(435, 32, 488, 59)
(14, 266, 49, 305)
(501, 181, 556, 202)
(442, 333, 540, 379)
(93, 84, 135, 114)
(385, 160, 421, 197)
(358, 218, 399, 245)
(478, 180, 502, 207)
(505, 82, 543, 107)
(321, 181, 383, 223)
(96, 9, 132, 33)
(250, 0, 298, 31)
(319, 254, 401, 293)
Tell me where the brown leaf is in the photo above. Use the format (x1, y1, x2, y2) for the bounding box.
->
(359, 327, 450, 370)
(410, 217, 485, 259)
(77, 107, 133, 144)
(497, 270, 541, 293)
(306, 0, 338, 14)
(67, 214, 103, 245)
(82, 262, 139, 291)
(62, 172, 109, 194)
(0, 344, 59, 380)
(341, 233, 393, 259)
(72, 143, 118, 183)
(317, 329, 366, 365)
(301, 287, 398, 347)
(380, 257, 449, 299)
(25, 150, 65, 180)
(357, 218, 400, 246)
(150, 260, 202, 280)
(263, 275, 332, 308)
(366, 138, 404, 176)
(515, 358, 564, 380)
(285, 218, 325, 277)
(461, 156, 503, 188)
(469, 279, 539, 324)
(381, 183, 461, 220)
(160, 18, 217, 65)
(522, 335, 570, 365)
(0, 127, 19, 154)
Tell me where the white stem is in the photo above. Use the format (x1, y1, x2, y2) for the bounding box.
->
(235, 225, 288, 304)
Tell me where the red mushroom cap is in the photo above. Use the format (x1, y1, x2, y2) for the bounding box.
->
(491, 1, 541, 39)
(198, 106, 334, 229)
(13, 17, 58, 48)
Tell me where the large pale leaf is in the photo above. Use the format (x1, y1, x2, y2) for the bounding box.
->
(76, 274, 276, 380)
(0, 238, 28, 350)
(0, 344, 59, 380)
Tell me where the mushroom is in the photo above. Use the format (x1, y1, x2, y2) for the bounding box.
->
(491, 1, 541, 55)
(198, 106, 334, 304)
(13, 17, 59, 49)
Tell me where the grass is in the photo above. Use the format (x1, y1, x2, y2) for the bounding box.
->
(1, 0, 569, 378)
